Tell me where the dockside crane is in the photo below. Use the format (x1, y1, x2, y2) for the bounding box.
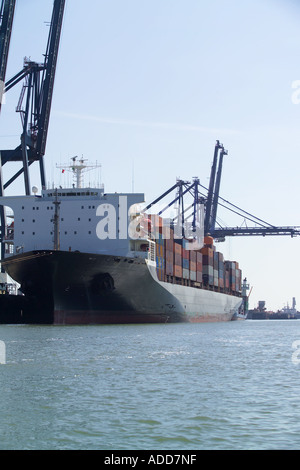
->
(203, 140, 300, 239)
(204, 140, 220, 235)
(0, 0, 15, 112)
(0, 0, 15, 267)
(0, 0, 65, 196)
(144, 140, 300, 241)
(209, 145, 227, 235)
(0, 0, 65, 262)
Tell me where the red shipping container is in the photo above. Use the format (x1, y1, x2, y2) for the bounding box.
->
(165, 238, 173, 251)
(174, 242, 182, 255)
(200, 246, 213, 258)
(190, 261, 196, 271)
(190, 250, 197, 263)
(174, 265, 182, 277)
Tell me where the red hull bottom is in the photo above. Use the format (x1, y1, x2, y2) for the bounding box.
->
(54, 310, 182, 325)
(53, 310, 232, 325)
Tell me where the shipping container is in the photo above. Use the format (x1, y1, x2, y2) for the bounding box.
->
(182, 258, 189, 270)
(156, 252, 165, 281)
(165, 250, 173, 263)
(203, 264, 213, 286)
(213, 269, 219, 287)
(174, 241, 182, 255)
(182, 268, 190, 280)
(213, 252, 219, 271)
(196, 251, 202, 265)
(200, 246, 214, 262)
(165, 237, 174, 252)
(202, 254, 213, 267)
(190, 261, 196, 272)
(174, 265, 182, 278)
(165, 261, 174, 276)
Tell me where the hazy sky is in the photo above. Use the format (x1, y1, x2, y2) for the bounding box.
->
(1, 0, 300, 310)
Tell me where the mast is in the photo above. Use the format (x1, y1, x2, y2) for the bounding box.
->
(56, 157, 102, 189)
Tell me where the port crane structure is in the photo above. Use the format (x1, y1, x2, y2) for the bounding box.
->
(0, 0, 299, 260)
(144, 139, 300, 240)
(0, 0, 65, 261)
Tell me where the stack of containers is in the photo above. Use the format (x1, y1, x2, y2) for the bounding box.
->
(174, 240, 182, 278)
(218, 252, 224, 289)
(196, 251, 203, 283)
(235, 262, 242, 293)
(231, 262, 237, 292)
(225, 261, 236, 292)
(189, 249, 197, 281)
(213, 251, 219, 287)
(165, 227, 174, 276)
(182, 243, 190, 280)
(147, 215, 241, 292)
(225, 264, 230, 290)
(155, 233, 164, 281)
(150, 214, 165, 281)
(200, 244, 214, 286)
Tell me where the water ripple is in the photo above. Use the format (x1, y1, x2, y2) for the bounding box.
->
(1, 321, 300, 449)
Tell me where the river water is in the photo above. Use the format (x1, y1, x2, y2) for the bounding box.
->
(0, 319, 300, 450)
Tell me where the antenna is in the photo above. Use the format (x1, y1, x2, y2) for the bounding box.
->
(56, 157, 102, 189)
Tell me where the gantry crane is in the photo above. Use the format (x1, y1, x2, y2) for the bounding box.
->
(144, 140, 300, 241)
(203, 140, 300, 239)
(0, 0, 15, 112)
(0, 0, 65, 263)
(0, 0, 65, 196)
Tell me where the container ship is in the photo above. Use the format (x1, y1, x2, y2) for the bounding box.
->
(1, 1, 299, 324)
(0, 158, 243, 324)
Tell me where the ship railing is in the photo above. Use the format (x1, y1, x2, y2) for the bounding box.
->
(148, 240, 156, 263)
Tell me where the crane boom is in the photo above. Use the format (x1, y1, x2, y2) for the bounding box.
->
(204, 140, 221, 235)
(37, 0, 65, 188)
(210, 146, 227, 234)
(0, 0, 15, 107)
(0, 0, 65, 194)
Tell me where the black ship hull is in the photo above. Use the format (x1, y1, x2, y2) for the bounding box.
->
(1, 250, 184, 324)
(1, 250, 242, 324)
